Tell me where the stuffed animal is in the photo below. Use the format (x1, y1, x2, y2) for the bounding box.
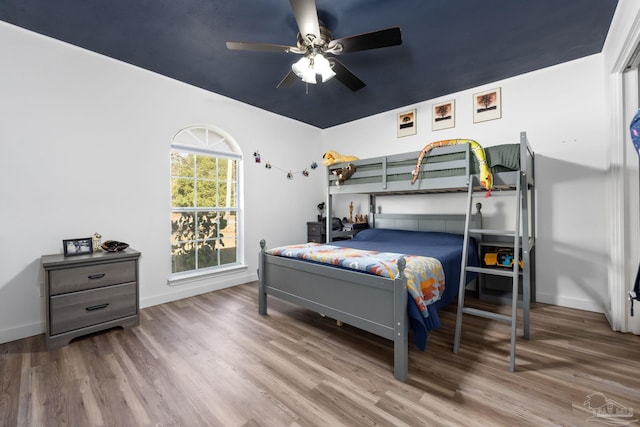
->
(411, 139, 493, 197)
(333, 163, 357, 186)
(322, 150, 359, 166)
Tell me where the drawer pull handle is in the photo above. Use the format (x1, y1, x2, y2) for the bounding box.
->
(88, 273, 106, 280)
(86, 303, 109, 312)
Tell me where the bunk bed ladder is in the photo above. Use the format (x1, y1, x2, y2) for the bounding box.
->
(453, 157, 530, 372)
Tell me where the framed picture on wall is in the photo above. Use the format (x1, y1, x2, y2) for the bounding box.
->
(63, 237, 93, 256)
(473, 87, 502, 123)
(432, 100, 455, 131)
(397, 109, 417, 137)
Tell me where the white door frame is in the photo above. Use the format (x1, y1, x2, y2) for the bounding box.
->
(608, 14, 640, 334)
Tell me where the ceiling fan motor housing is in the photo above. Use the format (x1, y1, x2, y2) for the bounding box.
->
(297, 25, 334, 52)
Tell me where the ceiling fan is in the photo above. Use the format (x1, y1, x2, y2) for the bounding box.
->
(226, 0, 402, 91)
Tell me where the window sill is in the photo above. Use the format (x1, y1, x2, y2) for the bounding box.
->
(168, 263, 248, 287)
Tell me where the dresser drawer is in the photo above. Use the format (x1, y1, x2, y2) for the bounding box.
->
(49, 282, 137, 336)
(49, 260, 136, 295)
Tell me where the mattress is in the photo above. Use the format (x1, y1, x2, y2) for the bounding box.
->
(331, 228, 479, 349)
(331, 228, 479, 308)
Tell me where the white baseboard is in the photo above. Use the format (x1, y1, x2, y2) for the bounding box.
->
(536, 292, 605, 314)
(141, 272, 258, 309)
(0, 321, 44, 346)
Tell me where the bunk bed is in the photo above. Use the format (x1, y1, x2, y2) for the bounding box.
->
(258, 132, 535, 380)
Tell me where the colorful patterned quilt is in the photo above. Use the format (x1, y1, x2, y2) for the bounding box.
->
(266, 243, 445, 318)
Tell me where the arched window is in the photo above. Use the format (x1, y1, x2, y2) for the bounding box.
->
(170, 125, 242, 277)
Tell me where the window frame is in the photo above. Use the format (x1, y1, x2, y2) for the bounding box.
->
(169, 126, 245, 284)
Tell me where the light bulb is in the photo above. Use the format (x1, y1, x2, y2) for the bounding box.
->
(313, 54, 336, 82)
(291, 53, 336, 84)
(292, 56, 317, 84)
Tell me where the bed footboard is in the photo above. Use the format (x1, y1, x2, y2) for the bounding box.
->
(258, 240, 409, 381)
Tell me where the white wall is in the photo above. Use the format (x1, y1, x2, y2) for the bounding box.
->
(0, 11, 627, 344)
(0, 22, 325, 344)
(323, 54, 609, 313)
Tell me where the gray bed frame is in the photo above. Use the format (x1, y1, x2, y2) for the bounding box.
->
(258, 210, 482, 382)
(258, 133, 534, 381)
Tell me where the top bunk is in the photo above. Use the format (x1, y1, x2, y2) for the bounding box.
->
(327, 131, 534, 196)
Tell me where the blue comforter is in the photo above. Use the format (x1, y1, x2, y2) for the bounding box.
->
(331, 228, 479, 350)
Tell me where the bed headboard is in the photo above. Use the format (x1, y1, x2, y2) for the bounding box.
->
(371, 203, 482, 235)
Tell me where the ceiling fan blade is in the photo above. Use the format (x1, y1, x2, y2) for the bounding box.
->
(226, 41, 299, 53)
(289, 0, 321, 42)
(328, 58, 366, 91)
(328, 27, 402, 54)
(277, 70, 299, 89)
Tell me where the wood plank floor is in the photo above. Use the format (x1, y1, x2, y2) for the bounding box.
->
(1, 282, 639, 427)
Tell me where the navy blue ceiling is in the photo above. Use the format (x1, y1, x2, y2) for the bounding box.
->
(0, 0, 618, 128)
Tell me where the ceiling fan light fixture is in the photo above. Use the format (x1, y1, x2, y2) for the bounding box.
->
(314, 53, 336, 82)
(292, 53, 335, 84)
(292, 56, 315, 83)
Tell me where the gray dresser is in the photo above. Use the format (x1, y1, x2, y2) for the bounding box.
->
(41, 248, 141, 349)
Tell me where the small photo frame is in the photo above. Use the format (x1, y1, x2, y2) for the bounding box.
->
(63, 237, 93, 257)
(432, 100, 455, 131)
(397, 109, 417, 137)
(473, 87, 502, 123)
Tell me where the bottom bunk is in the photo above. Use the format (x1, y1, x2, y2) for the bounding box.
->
(258, 212, 481, 381)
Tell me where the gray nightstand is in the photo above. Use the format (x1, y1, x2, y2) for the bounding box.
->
(41, 248, 141, 349)
(307, 221, 326, 243)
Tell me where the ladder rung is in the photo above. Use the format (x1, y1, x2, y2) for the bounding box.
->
(466, 266, 517, 277)
(469, 229, 516, 236)
(454, 172, 532, 372)
(462, 307, 513, 323)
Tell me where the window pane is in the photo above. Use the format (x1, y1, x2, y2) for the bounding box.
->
(196, 211, 224, 241)
(171, 178, 195, 208)
(220, 212, 237, 265)
(228, 182, 237, 208)
(171, 212, 195, 244)
(172, 243, 195, 273)
(196, 180, 217, 207)
(229, 160, 237, 181)
(220, 243, 236, 265)
(171, 152, 194, 177)
(220, 210, 237, 265)
(217, 158, 230, 180)
(196, 155, 216, 179)
(216, 182, 227, 208)
(197, 240, 219, 269)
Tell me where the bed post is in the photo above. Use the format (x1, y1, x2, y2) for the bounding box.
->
(369, 194, 376, 227)
(393, 257, 409, 382)
(258, 239, 267, 315)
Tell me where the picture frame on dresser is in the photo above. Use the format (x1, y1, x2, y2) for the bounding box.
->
(63, 237, 93, 256)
